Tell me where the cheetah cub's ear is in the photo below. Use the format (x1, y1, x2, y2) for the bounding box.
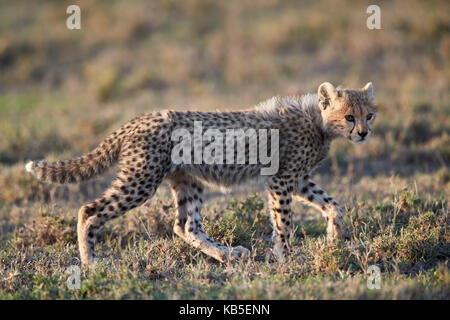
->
(318, 82, 338, 110)
(363, 82, 374, 101)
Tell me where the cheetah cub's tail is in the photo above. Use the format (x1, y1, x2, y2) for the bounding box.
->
(26, 128, 125, 184)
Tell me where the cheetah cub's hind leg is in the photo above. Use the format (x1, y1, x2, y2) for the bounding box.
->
(78, 139, 167, 267)
(169, 174, 249, 262)
(77, 175, 161, 267)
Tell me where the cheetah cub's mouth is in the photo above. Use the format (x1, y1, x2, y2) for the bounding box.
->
(318, 81, 377, 145)
(351, 131, 372, 145)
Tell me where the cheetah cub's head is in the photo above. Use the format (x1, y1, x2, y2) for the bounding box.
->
(318, 82, 377, 145)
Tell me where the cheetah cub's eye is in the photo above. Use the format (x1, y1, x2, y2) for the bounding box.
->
(345, 115, 355, 122)
(366, 113, 374, 121)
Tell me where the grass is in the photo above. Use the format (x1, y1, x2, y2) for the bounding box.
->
(0, 170, 448, 299)
(0, 0, 449, 299)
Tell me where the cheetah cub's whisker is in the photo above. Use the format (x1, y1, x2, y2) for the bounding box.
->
(26, 82, 377, 267)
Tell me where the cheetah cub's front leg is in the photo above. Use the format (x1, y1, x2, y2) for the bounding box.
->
(294, 175, 344, 242)
(268, 178, 295, 262)
(169, 175, 249, 262)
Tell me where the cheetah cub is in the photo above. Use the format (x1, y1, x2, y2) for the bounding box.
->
(26, 82, 377, 267)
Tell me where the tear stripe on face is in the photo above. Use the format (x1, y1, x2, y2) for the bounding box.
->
(349, 122, 355, 134)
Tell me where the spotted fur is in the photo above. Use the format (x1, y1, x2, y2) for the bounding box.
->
(26, 82, 377, 266)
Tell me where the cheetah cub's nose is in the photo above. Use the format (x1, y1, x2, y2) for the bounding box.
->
(358, 131, 368, 138)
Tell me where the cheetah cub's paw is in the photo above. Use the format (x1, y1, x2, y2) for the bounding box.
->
(229, 246, 250, 260)
(81, 257, 99, 270)
(83, 257, 118, 271)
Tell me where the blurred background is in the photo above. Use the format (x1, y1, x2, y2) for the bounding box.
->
(0, 0, 448, 203)
(0, 0, 449, 300)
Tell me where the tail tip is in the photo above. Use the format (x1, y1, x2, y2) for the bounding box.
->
(25, 161, 34, 173)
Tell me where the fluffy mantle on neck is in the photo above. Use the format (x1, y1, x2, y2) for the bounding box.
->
(251, 93, 333, 138)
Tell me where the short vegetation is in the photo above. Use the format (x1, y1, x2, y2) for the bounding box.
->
(0, 0, 448, 299)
